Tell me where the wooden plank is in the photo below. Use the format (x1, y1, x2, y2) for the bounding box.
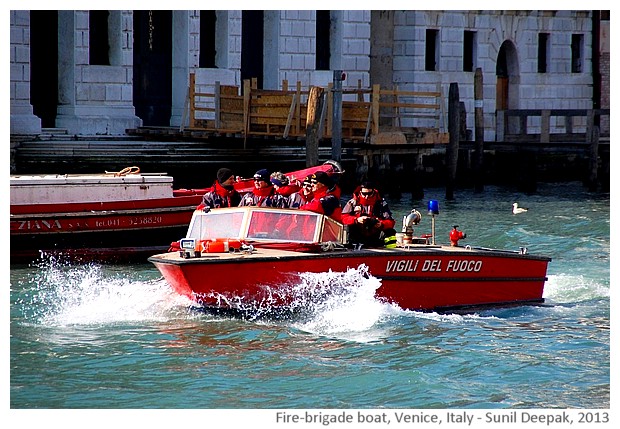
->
(194, 91, 215, 97)
(283, 94, 297, 138)
(214, 81, 221, 129)
(380, 102, 440, 109)
(193, 107, 216, 112)
(364, 104, 372, 142)
(343, 105, 371, 121)
(219, 85, 242, 131)
(251, 94, 294, 105)
(379, 89, 441, 97)
(295, 81, 302, 136)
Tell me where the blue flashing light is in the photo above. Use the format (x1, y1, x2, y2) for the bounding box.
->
(428, 200, 439, 215)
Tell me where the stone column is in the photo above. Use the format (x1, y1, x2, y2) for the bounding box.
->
(56, 11, 141, 135)
(170, 11, 194, 127)
(10, 10, 42, 135)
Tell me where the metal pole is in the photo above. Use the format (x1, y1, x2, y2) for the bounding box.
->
(331, 70, 343, 162)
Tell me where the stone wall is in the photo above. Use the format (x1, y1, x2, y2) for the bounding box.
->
(599, 20, 610, 135)
(10, 10, 41, 135)
(11, 10, 603, 140)
(390, 11, 594, 140)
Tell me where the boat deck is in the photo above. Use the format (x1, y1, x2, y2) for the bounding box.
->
(150, 242, 549, 265)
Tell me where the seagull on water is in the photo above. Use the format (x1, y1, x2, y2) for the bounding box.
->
(512, 203, 528, 214)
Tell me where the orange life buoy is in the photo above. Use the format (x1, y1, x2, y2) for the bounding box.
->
(201, 238, 243, 253)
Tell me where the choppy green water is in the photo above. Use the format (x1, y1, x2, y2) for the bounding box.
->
(10, 183, 610, 416)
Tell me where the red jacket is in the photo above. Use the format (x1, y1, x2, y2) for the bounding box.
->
(239, 185, 286, 207)
(275, 183, 301, 197)
(300, 185, 342, 222)
(199, 181, 241, 209)
(341, 187, 395, 230)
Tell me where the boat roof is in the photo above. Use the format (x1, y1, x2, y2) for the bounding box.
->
(10, 173, 175, 205)
(10, 173, 173, 186)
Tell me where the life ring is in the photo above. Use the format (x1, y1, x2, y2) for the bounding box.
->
(200, 238, 243, 253)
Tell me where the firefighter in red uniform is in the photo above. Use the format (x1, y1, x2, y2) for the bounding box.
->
(270, 171, 303, 208)
(341, 181, 396, 247)
(299, 171, 342, 222)
(239, 169, 286, 207)
(199, 167, 241, 209)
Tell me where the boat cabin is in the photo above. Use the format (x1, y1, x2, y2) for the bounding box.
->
(184, 207, 345, 245)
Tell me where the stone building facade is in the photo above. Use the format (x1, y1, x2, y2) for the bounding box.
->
(10, 10, 609, 141)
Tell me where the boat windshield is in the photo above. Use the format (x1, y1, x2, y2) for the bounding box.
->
(186, 210, 246, 240)
(185, 207, 343, 244)
(247, 210, 319, 242)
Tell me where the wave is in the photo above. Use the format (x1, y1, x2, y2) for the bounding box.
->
(15, 260, 195, 327)
(289, 266, 402, 341)
(544, 273, 609, 303)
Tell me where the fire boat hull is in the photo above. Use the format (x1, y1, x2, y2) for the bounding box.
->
(149, 246, 550, 313)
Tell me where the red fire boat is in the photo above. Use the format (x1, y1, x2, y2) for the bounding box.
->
(148, 204, 551, 315)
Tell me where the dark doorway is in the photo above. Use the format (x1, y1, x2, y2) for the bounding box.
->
(496, 45, 509, 111)
(200, 11, 217, 68)
(30, 11, 58, 128)
(496, 40, 519, 112)
(496, 40, 521, 139)
(133, 10, 172, 126)
(241, 10, 264, 88)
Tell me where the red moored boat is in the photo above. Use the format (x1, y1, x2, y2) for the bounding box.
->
(10, 168, 204, 263)
(148, 205, 551, 315)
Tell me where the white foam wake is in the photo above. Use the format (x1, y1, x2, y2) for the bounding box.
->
(17, 261, 195, 326)
(544, 273, 609, 303)
(288, 265, 403, 341)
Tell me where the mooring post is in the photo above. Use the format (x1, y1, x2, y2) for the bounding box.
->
(587, 109, 600, 191)
(306, 86, 325, 167)
(446, 82, 460, 200)
(331, 70, 344, 162)
(474, 68, 485, 192)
